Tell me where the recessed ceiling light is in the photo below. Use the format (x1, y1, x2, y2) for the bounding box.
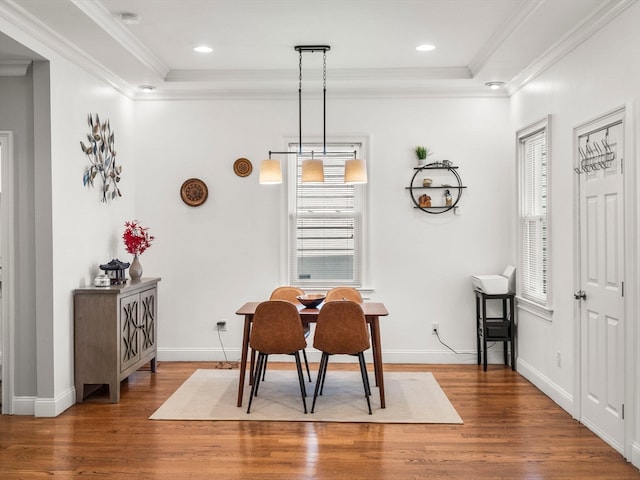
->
(416, 44, 436, 52)
(120, 13, 141, 25)
(485, 81, 505, 90)
(193, 46, 213, 53)
(138, 84, 156, 92)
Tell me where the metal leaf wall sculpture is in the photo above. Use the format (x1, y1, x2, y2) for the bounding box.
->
(79, 113, 122, 202)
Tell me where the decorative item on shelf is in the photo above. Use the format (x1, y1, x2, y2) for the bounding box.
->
(180, 178, 208, 206)
(419, 194, 431, 208)
(99, 258, 130, 285)
(233, 158, 253, 177)
(123, 220, 155, 280)
(415, 146, 433, 166)
(442, 160, 452, 167)
(79, 113, 122, 203)
(444, 189, 452, 206)
(422, 178, 432, 187)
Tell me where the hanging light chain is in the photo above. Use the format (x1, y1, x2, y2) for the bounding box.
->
(298, 47, 303, 154)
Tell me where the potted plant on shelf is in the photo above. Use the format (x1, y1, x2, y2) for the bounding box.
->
(415, 146, 433, 166)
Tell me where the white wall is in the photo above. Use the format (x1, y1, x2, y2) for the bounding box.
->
(0, 21, 136, 415)
(510, 2, 640, 464)
(134, 95, 513, 363)
(0, 70, 36, 398)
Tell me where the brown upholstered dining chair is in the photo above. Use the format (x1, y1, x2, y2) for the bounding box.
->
(325, 286, 363, 303)
(267, 286, 312, 382)
(247, 300, 308, 414)
(311, 300, 372, 414)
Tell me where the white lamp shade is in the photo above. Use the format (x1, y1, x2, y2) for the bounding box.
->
(301, 159, 325, 183)
(344, 158, 368, 184)
(259, 159, 282, 184)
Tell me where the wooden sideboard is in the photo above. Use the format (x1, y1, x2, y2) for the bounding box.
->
(74, 277, 161, 403)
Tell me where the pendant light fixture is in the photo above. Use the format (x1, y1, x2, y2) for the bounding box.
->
(259, 45, 367, 185)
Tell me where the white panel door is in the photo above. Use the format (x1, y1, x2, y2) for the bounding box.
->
(577, 116, 625, 453)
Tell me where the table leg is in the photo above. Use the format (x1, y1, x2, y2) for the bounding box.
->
(237, 315, 252, 407)
(369, 316, 385, 409)
(369, 323, 379, 387)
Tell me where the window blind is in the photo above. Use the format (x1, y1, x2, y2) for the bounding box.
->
(289, 144, 363, 287)
(519, 129, 548, 303)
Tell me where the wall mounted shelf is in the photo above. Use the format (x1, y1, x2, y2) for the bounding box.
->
(405, 162, 466, 214)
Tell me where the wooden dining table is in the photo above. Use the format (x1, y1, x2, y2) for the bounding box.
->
(235, 301, 390, 408)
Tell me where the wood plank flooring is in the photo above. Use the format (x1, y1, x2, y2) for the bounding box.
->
(1, 362, 639, 479)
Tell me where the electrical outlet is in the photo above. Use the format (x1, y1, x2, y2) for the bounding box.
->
(432, 322, 439, 335)
(556, 351, 561, 367)
(216, 320, 227, 332)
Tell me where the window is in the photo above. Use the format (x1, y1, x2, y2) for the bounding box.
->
(288, 142, 366, 288)
(517, 117, 550, 307)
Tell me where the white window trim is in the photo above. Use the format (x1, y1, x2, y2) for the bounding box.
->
(283, 135, 371, 291)
(516, 116, 552, 317)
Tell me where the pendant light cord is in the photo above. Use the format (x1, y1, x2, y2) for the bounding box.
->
(323, 49, 327, 156)
(299, 48, 303, 155)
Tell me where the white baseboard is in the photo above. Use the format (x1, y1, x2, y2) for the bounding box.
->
(516, 358, 574, 414)
(158, 346, 509, 365)
(12, 396, 36, 415)
(12, 387, 75, 417)
(631, 442, 640, 469)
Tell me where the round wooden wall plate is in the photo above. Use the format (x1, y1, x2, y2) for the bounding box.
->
(180, 178, 208, 207)
(233, 158, 252, 177)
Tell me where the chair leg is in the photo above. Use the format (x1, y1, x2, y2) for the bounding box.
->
(262, 355, 268, 381)
(311, 352, 329, 413)
(247, 352, 266, 414)
(302, 348, 312, 382)
(319, 354, 330, 396)
(293, 351, 308, 413)
(358, 352, 372, 414)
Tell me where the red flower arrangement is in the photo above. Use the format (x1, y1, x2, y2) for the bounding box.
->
(123, 220, 155, 256)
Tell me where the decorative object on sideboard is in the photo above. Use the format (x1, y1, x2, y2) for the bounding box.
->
(414, 145, 433, 166)
(99, 258, 130, 285)
(233, 158, 253, 177)
(123, 220, 155, 280)
(180, 178, 208, 206)
(79, 113, 122, 203)
(93, 272, 111, 287)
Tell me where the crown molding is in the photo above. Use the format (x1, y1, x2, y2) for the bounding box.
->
(508, 0, 637, 95)
(133, 84, 507, 102)
(69, 0, 169, 79)
(1, 0, 135, 98)
(0, 59, 31, 76)
(468, 0, 545, 76)
(166, 66, 472, 84)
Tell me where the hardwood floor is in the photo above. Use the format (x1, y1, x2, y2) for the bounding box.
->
(1, 362, 639, 479)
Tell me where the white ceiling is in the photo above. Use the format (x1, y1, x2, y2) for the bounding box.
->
(0, 0, 630, 99)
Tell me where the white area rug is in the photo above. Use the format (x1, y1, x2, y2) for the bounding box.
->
(150, 369, 463, 424)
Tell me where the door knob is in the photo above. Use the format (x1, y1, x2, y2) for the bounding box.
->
(574, 290, 587, 300)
